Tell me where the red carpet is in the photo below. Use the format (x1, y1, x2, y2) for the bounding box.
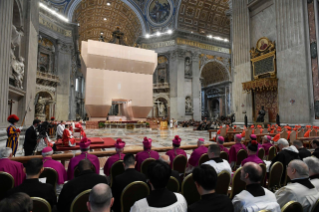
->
(55, 137, 116, 151)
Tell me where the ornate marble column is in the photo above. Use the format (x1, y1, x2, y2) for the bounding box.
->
(0, 0, 14, 127)
(191, 51, 201, 120)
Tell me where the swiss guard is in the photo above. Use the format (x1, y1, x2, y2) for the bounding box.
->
(6, 114, 21, 156)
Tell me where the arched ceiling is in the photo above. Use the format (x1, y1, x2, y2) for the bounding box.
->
(178, 0, 230, 37)
(72, 0, 142, 46)
(201, 61, 229, 87)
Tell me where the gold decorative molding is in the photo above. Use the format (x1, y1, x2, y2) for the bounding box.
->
(39, 16, 72, 37)
(242, 78, 278, 93)
(176, 38, 230, 54)
(141, 40, 176, 49)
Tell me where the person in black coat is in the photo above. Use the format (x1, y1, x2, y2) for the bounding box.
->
(7, 158, 56, 207)
(311, 140, 319, 159)
(293, 140, 311, 160)
(24, 119, 41, 156)
(159, 154, 181, 185)
(112, 154, 147, 212)
(58, 159, 108, 212)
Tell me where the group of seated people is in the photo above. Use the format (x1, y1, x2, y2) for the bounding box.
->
(1, 131, 319, 212)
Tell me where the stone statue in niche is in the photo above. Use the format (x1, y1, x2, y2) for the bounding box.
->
(256, 106, 266, 122)
(11, 25, 24, 50)
(185, 57, 192, 77)
(35, 96, 46, 115)
(11, 50, 25, 89)
(185, 97, 192, 114)
(158, 102, 166, 117)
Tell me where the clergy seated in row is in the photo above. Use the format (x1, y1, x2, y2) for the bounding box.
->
(217, 136, 229, 154)
(232, 162, 280, 212)
(303, 125, 312, 137)
(58, 159, 108, 212)
(269, 138, 299, 184)
(261, 135, 273, 156)
(130, 160, 187, 212)
(292, 140, 311, 160)
(0, 147, 25, 187)
(42, 146, 67, 194)
(87, 184, 114, 212)
(311, 139, 319, 159)
(159, 155, 181, 184)
(56, 121, 65, 139)
(135, 137, 159, 171)
(203, 144, 232, 175)
(304, 157, 319, 191)
(67, 137, 100, 180)
(0, 192, 33, 212)
(112, 154, 147, 212)
(241, 141, 264, 166)
(7, 158, 57, 208)
(62, 123, 76, 147)
(275, 160, 319, 211)
(229, 134, 247, 167)
(104, 138, 126, 176)
(187, 138, 208, 170)
(250, 134, 262, 150)
(166, 135, 187, 168)
(188, 165, 233, 212)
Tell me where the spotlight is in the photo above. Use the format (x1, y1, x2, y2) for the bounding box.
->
(167, 29, 173, 34)
(103, 18, 107, 21)
(77, 23, 80, 26)
(145, 34, 150, 38)
(207, 35, 213, 39)
(224, 39, 229, 42)
(101, 32, 104, 35)
(107, 2, 111, 6)
(156, 31, 161, 36)
(191, 31, 193, 33)
(214, 37, 223, 41)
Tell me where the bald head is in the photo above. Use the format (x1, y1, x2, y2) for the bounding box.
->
(88, 184, 113, 212)
(241, 162, 262, 184)
(288, 160, 309, 179)
(159, 154, 170, 165)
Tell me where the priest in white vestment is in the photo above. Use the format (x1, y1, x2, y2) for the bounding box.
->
(303, 156, 319, 190)
(203, 144, 232, 175)
(232, 162, 281, 212)
(275, 160, 319, 212)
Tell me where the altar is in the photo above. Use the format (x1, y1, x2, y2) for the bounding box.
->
(109, 116, 127, 121)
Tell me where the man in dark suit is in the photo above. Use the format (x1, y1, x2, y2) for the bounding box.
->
(311, 140, 319, 159)
(112, 153, 147, 212)
(7, 158, 56, 207)
(293, 140, 311, 160)
(159, 154, 180, 184)
(58, 159, 108, 212)
(24, 119, 41, 156)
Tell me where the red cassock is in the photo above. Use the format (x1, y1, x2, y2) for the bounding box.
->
(188, 146, 208, 167)
(135, 150, 159, 171)
(166, 148, 187, 168)
(43, 157, 67, 184)
(103, 153, 125, 176)
(304, 130, 311, 137)
(228, 143, 247, 163)
(67, 152, 100, 180)
(62, 129, 76, 146)
(262, 142, 273, 155)
(0, 158, 25, 187)
(241, 130, 246, 138)
(241, 154, 264, 166)
(273, 133, 280, 142)
(218, 144, 229, 154)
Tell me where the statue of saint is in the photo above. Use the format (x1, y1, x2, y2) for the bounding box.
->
(256, 106, 266, 122)
(158, 102, 166, 117)
(185, 57, 192, 77)
(35, 97, 46, 115)
(185, 97, 192, 113)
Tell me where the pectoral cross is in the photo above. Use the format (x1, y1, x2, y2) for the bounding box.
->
(8, 99, 15, 115)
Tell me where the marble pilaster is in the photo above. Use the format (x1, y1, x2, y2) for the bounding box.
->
(191, 51, 201, 120)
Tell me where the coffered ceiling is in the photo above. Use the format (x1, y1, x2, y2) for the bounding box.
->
(201, 61, 229, 87)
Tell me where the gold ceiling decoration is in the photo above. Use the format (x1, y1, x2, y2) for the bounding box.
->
(73, 0, 142, 47)
(178, 0, 230, 37)
(201, 61, 229, 87)
(242, 78, 278, 93)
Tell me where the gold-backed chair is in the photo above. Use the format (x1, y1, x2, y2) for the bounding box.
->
(121, 181, 150, 212)
(229, 167, 246, 199)
(140, 158, 156, 178)
(258, 210, 272, 212)
(233, 149, 248, 170)
(267, 146, 277, 161)
(172, 155, 187, 176)
(281, 201, 303, 212)
(198, 153, 209, 165)
(311, 199, 319, 212)
(258, 148, 265, 160)
(0, 172, 14, 201)
(268, 161, 283, 192)
(282, 173, 291, 187)
(259, 163, 267, 186)
(220, 151, 229, 161)
(31, 197, 51, 212)
(70, 189, 91, 212)
(40, 167, 58, 193)
(181, 173, 200, 205)
(109, 160, 125, 187)
(215, 171, 231, 195)
(167, 176, 180, 193)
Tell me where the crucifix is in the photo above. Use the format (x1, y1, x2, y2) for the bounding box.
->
(8, 99, 15, 115)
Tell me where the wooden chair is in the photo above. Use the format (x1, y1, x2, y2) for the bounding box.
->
(121, 181, 150, 212)
(258, 148, 265, 160)
(244, 129, 252, 143)
(229, 167, 246, 199)
(267, 146, 277, 161)
(0, 172, 14, 201)
(172, 155, 187, 175)
(70, 189, 91, 212)
(198, 153, 209, 165)
(140, 158, 156, 178)
(40, 167, 58, 193)
(281, 201, 303, 212)
(220, 127, 227, 139)
(167, 176, 180, 192)
(220, 151, 229, 161)
(280, 130, 288, 140)
(311, 198, 319, 212)
(215, 171, 231, 195)
(181, 173, 200, 205)
(233, 149, 247, 170)
(290, 131, 297, 143)
(109, 160, 125, 187)
(268, 161, 283, 192)
(31, 197, 51, 212)
(259, 163, 266, 186)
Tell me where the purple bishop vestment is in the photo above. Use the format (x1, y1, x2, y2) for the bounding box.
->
(135, 150, 159, 171)
(262, 143, 273, 155)
(241, 154, 264, 166)
(43, 157, 67, 184)
(0, 158, 25, 187)
(218, 144, 229, 154)
(103, 153, 125, 176)
(166, 148, 187, 168)
(67, 152, 100, 180)
(228, 143, 247, 163)
(188, 146, 208, 167)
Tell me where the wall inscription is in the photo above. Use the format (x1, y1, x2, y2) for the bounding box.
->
(176, 38, 230, 54)
(39, 16, 72, 37)
(141, 40, 176, 49)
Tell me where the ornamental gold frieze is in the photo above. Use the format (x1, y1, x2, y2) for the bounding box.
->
(39, 16, 72, 37)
